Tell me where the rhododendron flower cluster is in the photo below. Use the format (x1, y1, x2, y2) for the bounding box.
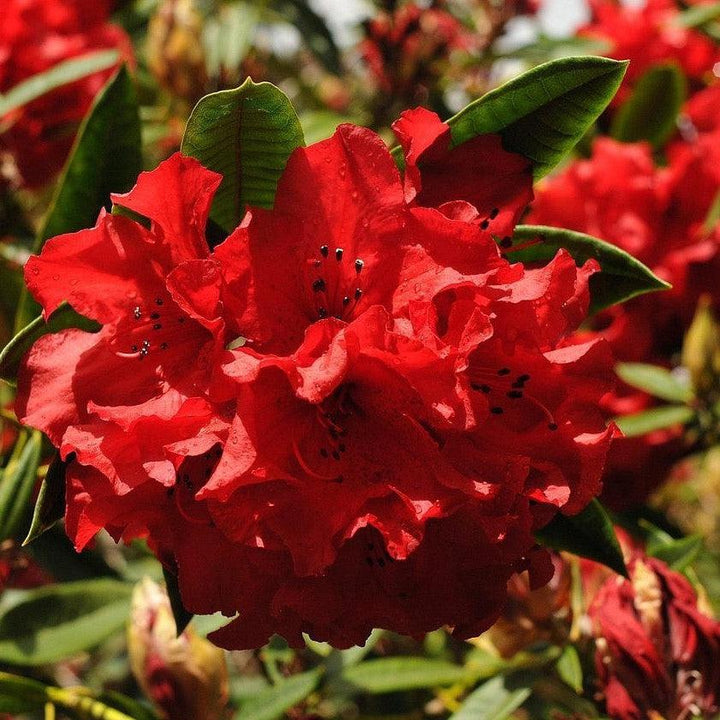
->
(0, 0, 132, 188)
(580, 0, 720, 103)
(17, 110, 617, 648)
(529, 129, 720, 509)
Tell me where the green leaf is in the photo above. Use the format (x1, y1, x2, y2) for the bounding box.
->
(162, 566, 193, 635)
(676, 1, 720, 28)
(610, 65, 686, 148)
(446, 56, 627, 178)
(614, 404, 695, 437)
(182, 79, 305, 232)
(0, 431, 41, 542)
(1, 303, 100, 383)
(0, 50, 119, 116)
(450, 676, 532, 720)
(0, 579, 132, 665)
(616, 362, 693, 403)
(642, 522, 703, 571)
(268, 0, 341, 74)
(235, 668, 322, 720)
(508, 225, 670, 313)
(202, 2, 259, 80)
(555, 646, 583, 694)
(339, 657, 470, 694)
(23, 451, 68, 546)
(14, 65, 142, 332)
(536, 499, 628, 578)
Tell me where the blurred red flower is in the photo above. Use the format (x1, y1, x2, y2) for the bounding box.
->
(580, 0, 719, 104)
(0, 0, 133, 188)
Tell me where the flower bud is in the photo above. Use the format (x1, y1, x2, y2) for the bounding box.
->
(589, 554, 720, 719)
(128, 577, 229, 720)
(146, 0, 207, 104)
(681, 295, 720, 398)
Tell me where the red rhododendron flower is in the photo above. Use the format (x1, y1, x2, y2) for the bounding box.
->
(529, 136, 720, 508)
(590, 551, 720, 719)
(17, 113, 617, 648)
(0, 0, 133, 188)
(580, 0, 719, 104)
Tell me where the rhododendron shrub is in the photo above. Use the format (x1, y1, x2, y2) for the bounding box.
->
(15, 105, 621, 648)
(0, 0, 132, 188)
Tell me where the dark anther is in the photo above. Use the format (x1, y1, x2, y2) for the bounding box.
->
(166, 487, 174, 497)
(312, 278, 326, 292)
(320, 448, 329, 458)
(131, 345, 138, 352)
(490, 207, 499, 219)
(343, 296, 350, 306)
(548, 422, 558, 431)
(204, 467, 212, 478)
(178, 317, 185, 323)
(331, 450, 341, 461)
(507, 390, 523, 399)
(500, 237, 513, 248)
(490, 407, 504, 415)
(377, 557, 386, 568)
(498, 367, 511, 376)
(320, 245, 329, 257)
(155, 298, 164, 306)
(470, 382, 481, 391)
(318, 307, 328, 319)
(355, 259, 364, 273)
(150, 312, 160, 320)
(313, 259, 321, 268)
(517, 374, 531, 383)
(355, 288, 363, 300)
(335, 248, 344, 261)
(480, 219, 490, 230)
(160, 343, 169, 350)
(133, 306, 142, 319)
(153, 323, 162, 330)
(480, 385, 491, 393)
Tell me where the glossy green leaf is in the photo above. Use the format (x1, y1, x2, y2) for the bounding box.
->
(0, 579, 132, 665)
(0, 50, 119, 116)
(23, 451, 68, 546)
(536, 499, 628, 577)
(615, 405, 695, 437)
(616, 362, 693, 403)
(556, 646, 583, 694)
(450, 676, 532, 720)
(182, 79, 305, 232)
(15, 66, 142, 331)
(1, 303, 100, 383)
(339, 657, 470, 694)
(0, 431, 41, 542)
(235, 669, 322, 720)
(447, 56, 627, 178)
(611, 65, 686, 148)
(508, 225, 670, 313)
